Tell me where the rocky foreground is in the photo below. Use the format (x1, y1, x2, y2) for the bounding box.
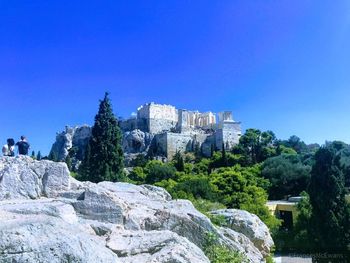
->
(0, 156, 274, 263)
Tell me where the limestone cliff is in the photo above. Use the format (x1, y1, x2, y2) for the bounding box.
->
(0, 156, 274, 262)
(49, 125, 91, 168)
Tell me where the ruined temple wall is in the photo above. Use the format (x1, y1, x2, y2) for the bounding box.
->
(197, 112, 216, 127)
(178, 110, 217, 131)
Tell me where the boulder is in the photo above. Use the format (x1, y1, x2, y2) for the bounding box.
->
(210, 209, 274, 256)
(0, 157, 273, 263)
(0, 217, 120, 263)
(122, 129, 153, 154)
(106, 229, 210, 263)
(217, 227, 264, 263)
(0, 156, 70, 200)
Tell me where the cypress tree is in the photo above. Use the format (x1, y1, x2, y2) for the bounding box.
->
(308, 143, 350, 260)
(210, 143, 215, 158)
(221, 143, 228, 167)
(174, 150, 185, 172)
(79, 92, 125, 182)
(48, 151, 58, 162)
(36, 151, 42, 160)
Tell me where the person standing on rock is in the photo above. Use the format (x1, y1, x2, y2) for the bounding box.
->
(16, 136, 30, 155)
(2, 138, 15, 157)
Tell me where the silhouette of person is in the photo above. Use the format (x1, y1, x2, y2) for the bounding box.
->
(16, 136, 30, 155)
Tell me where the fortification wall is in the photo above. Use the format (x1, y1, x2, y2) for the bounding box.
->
(215, 122, 242, 150)
(119, 118, 148, 132)
(218, 111, 234, 124)
(153, 133, 168, 156)
(165, 133, 193, 159)
(149, 119, 177, 134)
(149, 104, 178, 122)
(138, 103, 178, 121)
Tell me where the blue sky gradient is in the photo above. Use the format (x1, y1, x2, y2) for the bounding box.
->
(1, 1, 350, 155)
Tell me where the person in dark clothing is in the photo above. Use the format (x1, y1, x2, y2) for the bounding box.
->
(16, 136, 30, 155)
(2, 138, 15, 157)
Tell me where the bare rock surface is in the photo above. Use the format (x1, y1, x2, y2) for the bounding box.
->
(210, 209, 274, 256)
(0, 157, 274, 263)
(0, 156, 70, 200)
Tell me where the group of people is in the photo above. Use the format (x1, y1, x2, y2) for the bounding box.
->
(2, 136, 30, 157)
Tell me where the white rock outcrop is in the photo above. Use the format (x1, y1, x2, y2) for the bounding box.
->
(210, 209, 274, 257)
(0, 156, 70, 200)
(0, 156, 274, 262)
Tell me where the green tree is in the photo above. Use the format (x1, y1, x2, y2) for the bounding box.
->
(173, 150, 185, 172)
(262, 154, 311, 200)
(144, 160, 176, 184)
(130, 154, 148, 168)
(336, 145, 350, 188)
(308, 143, 350, 260)
(210, 143, 215, 157)
(36, 151, 42, 160)
(293, 191, 313, 252)
(48, 150, 58, 162)
(193, 158, 211, 175)
(234, 129, 276, 165)
(210, 165, 279, 230)
(273, 191, 314, 253)
(79, 92, 125, 182)
(221, 143, 228, 167)
(128, 166, 146, 183)
(283, 135, 308, 154)
(276, 144, 297, 155)
(65, 155, 72, 171)
(31, 150, 36, 159)
(203, 232, 248, 263)
(171, 174, 218, 201)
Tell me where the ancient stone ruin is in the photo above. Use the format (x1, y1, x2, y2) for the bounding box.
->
(50, 102, 242, 165)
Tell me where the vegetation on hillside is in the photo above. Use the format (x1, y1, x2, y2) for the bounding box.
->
(62, 95, 350, 261)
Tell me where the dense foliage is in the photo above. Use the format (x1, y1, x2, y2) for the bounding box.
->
(65, 98, 350, 260)
(308, 142, 350, 259)
(79, 93, 125, 182)
(262, 154, 311, 199)
(203, 232, 248, 263)
(273, 142, 350, 261)
(127, 131, 283, 231)
(125, 128, 350, 260)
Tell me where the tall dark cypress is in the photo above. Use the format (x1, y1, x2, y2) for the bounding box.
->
(79, 92, 125, 182)
(221, 143, 228, 167)
(308, 143, 350, 260)
(173, 150, 185, 172)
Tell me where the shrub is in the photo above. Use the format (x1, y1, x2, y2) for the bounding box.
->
(203, 232, 248, 263)
(144, 160, 176, 184)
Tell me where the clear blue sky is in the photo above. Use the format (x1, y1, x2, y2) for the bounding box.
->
(1, 1, 349, 156)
